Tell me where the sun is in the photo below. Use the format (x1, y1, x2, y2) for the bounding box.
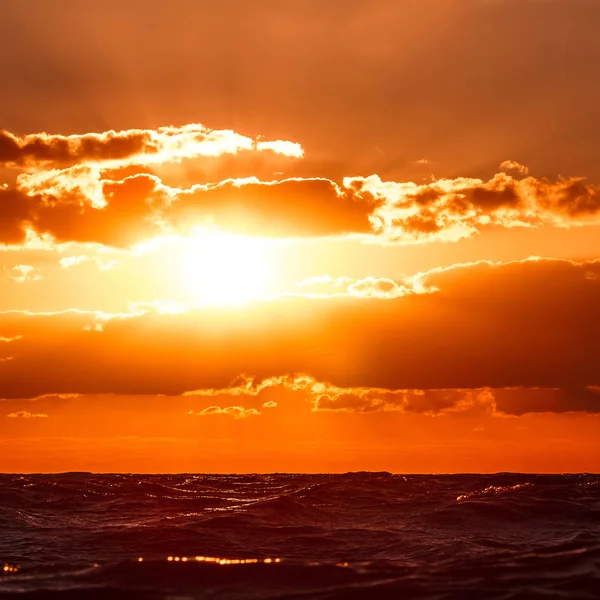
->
(180, 230, 274, 306)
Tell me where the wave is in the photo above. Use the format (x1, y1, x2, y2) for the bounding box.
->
(0, 473, 599, 598)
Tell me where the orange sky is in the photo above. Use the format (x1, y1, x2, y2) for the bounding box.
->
(1, 0, 600, 473)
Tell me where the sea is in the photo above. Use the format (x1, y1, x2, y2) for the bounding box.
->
(0, 472, 599, 599)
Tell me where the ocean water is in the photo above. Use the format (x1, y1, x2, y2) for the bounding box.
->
(0, 473, 599, 599)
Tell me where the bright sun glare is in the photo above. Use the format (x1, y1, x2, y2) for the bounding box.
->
(181, 231, 273, 306)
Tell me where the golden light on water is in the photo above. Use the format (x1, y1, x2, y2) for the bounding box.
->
(1, 557, 283, 571)
(163, 555, 282, 565)
(2, 563, 19, 574)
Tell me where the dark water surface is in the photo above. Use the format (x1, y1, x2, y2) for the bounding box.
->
(1, 473, 599, 598)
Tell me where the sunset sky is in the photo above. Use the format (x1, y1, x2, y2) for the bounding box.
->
(2, 0, 600, 473)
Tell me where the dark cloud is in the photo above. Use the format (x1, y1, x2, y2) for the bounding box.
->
(35, 175, 166, 246)
(1, 380, 598, 424)
(0, 187, 37, 244)
(4, 167, 600, 247)
(493, 386, 600, 415)
(349, 171, 600, 242)
(169, 177, 380, 237)
(293, 383, 600, 416)
(0, 128, 153, 168)
(0, 175, 165, 247)
(184, 374, 600, 416)
(1, 258, 600, 403)
(1, 174, 380, 246)
(0, 124, 302, 169)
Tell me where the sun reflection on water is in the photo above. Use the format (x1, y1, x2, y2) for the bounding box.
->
(164, 555, 282, 565)
(2, 563, 19, 574)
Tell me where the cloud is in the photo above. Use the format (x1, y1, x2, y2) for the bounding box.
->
(59, 255, 89, 269)
(289, 275, 420, 299)
(6, 411, 48, 419)
(346, 170, 600, 243)
(1, 258, 600, 403)
(0, 128, 152, 168)
(311, 386, 493, 415)
(310, 384, 600, 416)
(4, 163, 600, 248)
(295, 275, 355, 289)
(491, 386, 600, 416)
(255, 140, 304, 157)
(499, 160, 529, 176)
(2, 174, 379, 247)
(0, 335, 22, 343)
(0, 187, 39, 245)
(3, 379, 597, 423)
(0, 123, 304, 247)
(0, 175, 166, 247)
(59, 255, 117, 271)
(188, 406, 260, 418)
(183, 374, 316, 398)
(347, 277, 414, 299)
(187, 374, 499, 415)
(291, 275, 363, 298)
(165, 177, 381, 238)
(183, 374, 600, 416)
(8, 264, 42, 283)
(0, 124, 303, 169)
